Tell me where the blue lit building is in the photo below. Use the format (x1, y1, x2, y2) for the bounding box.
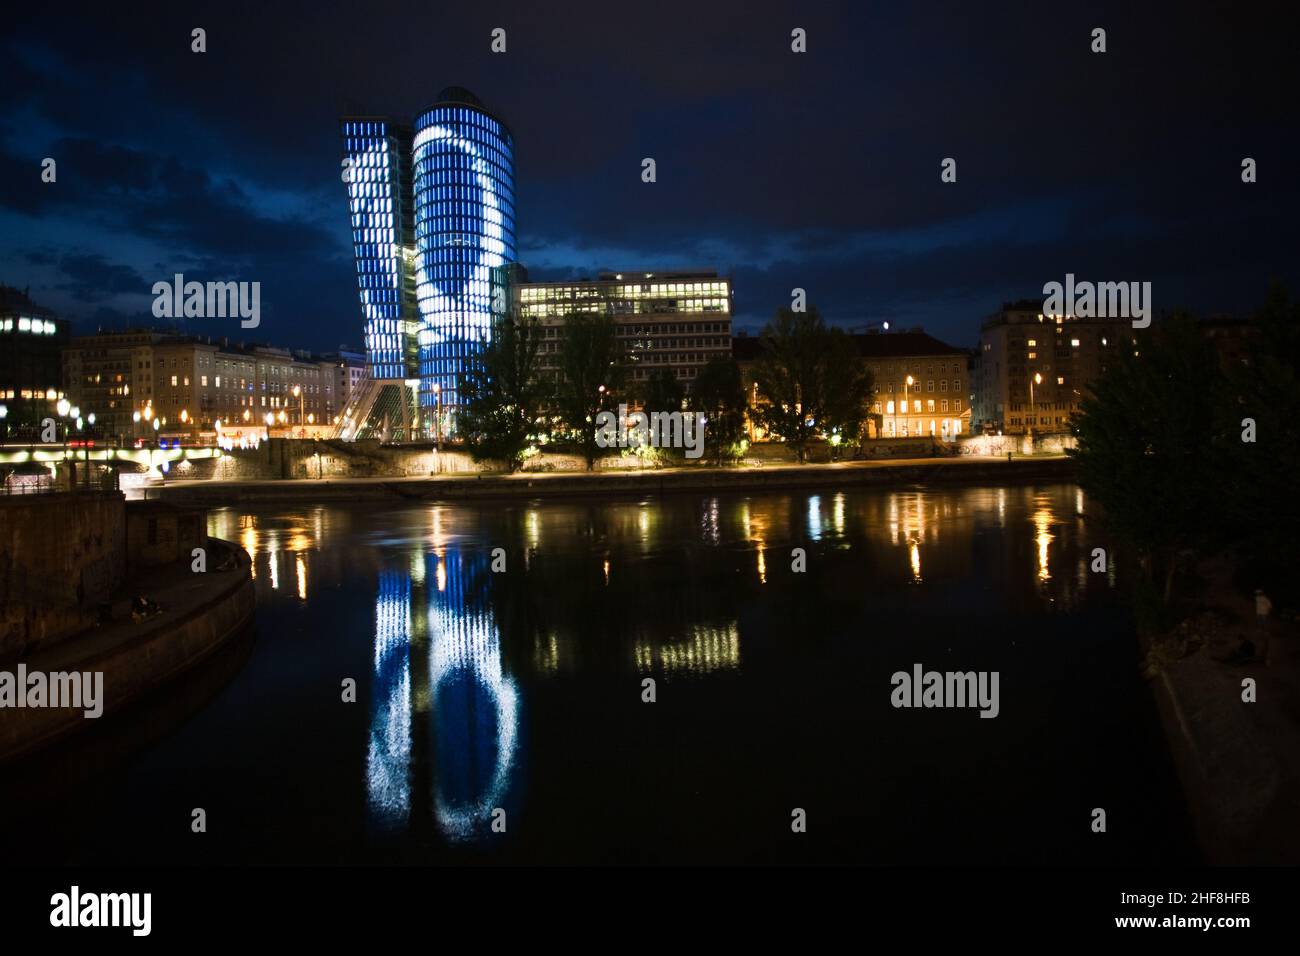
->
(411, 88, 516, 424)
(340, 90, 515, 438)
(339, 118, 419, 383)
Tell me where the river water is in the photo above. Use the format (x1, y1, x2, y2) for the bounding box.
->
(3, 482, 1195, 864)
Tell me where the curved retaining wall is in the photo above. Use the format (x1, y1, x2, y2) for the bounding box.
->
(0, 538, 255, 764)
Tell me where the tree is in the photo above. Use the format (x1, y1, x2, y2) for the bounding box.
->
(638, 367, 685, 415)
(751, 306, 873, 462)
(1222, 285, 1300, 605)
(691, 355, 749, 465)
(457, 316, 548, 472)
(1069, 313, 1231, 605)
(553, 311, 627, 470)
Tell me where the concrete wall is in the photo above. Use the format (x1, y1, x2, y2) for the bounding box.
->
(958, 433, 1077, 457)
(0, 538, 254, 763)
(188, 436, 960, 482)
(125, 501, 207, 572)
(0, 491, 125, 658)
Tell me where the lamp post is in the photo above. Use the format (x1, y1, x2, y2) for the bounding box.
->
(433, 383, 442, 452)
(1028, 372, 1042, 438)
(903, 375, 913, 438)
(292, 384, 303, 427)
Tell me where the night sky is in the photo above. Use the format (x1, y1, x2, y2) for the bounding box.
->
(2, 1, 1296, 352)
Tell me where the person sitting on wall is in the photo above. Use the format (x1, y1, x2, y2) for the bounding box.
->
(130, 595, 163, 622)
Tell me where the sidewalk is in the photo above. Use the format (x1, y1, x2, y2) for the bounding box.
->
(1148, 560, 1300, 864)
(154, 455, 1075, 505)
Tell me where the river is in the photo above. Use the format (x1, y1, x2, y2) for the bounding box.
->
(2, 482, 1196, 864)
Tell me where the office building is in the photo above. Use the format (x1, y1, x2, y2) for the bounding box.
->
(0, 286, 70, 434)
(339, 87, 516, 439)
(516, 270, 732, 393)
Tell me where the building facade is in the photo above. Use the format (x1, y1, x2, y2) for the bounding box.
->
(340, 117, 419, 383)
(516, 270, 733, 394)
(973, 300, 1133, 434)
(0, 286, 70, 434)
(64, 332, 339, 442)
(733, 329, 969, 441)
(341, 87, 516, 435)
(411, 87, 517, 417)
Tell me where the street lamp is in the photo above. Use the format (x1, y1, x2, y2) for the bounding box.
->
(292, 384, 303, 426)
(433, 382, 442, 452)
(1029, 372, 1042, 438)
(903, 375, 914, 438)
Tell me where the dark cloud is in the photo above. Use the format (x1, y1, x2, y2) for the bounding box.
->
(1, 0, 1297, 351)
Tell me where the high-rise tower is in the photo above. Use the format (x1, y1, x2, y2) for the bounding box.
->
(338, 116, 421, 440)
(339, 89, 516, 440)
(411, 87, 517, 425)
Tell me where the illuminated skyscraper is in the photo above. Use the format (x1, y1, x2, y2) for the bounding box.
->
(338, 116, 421, 440)
(340, 118, 419, 383)
(339, 89, 515, 437)
(412, 87, 516, 423)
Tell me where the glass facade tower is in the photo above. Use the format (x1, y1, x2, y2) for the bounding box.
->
(340, 118, 419, 382)
(411, 88, 516, 421)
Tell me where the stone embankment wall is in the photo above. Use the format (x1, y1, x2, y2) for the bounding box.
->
(0, 491, 125, 659)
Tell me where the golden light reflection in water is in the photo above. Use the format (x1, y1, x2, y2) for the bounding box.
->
(533, 631, 561, 674)
(889, 492, 927, 582)
(634, 623, 740, 675)
(267, 531, 280, 590)
(832, 492, 846, 536)
(1033, 497, 1055, 581)
(429, 505, 446, 551)
(241, 524, 258, 579)
(296, 555, 307, 601)
(742, 499, 770, 583)
(436, 559, 446, 593)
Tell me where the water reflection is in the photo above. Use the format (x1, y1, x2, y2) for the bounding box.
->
(205, 483, 1116, 851)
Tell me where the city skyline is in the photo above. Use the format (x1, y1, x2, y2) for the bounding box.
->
(2, 2, 1297, 354)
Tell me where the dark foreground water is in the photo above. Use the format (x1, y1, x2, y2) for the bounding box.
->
(3, 483, 1195, 865)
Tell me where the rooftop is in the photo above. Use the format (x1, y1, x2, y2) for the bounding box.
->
(733, 330, 967, 362)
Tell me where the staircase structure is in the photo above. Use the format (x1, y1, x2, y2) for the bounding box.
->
(332, 371, 422, 442)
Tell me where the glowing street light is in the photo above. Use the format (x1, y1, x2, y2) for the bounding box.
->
(1029, 372, 1043, 438)
(433, 382, 442, 451)
(57, 398, 70, 417)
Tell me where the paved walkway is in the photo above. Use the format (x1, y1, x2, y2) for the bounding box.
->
(1151, 560, 1300, 863)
